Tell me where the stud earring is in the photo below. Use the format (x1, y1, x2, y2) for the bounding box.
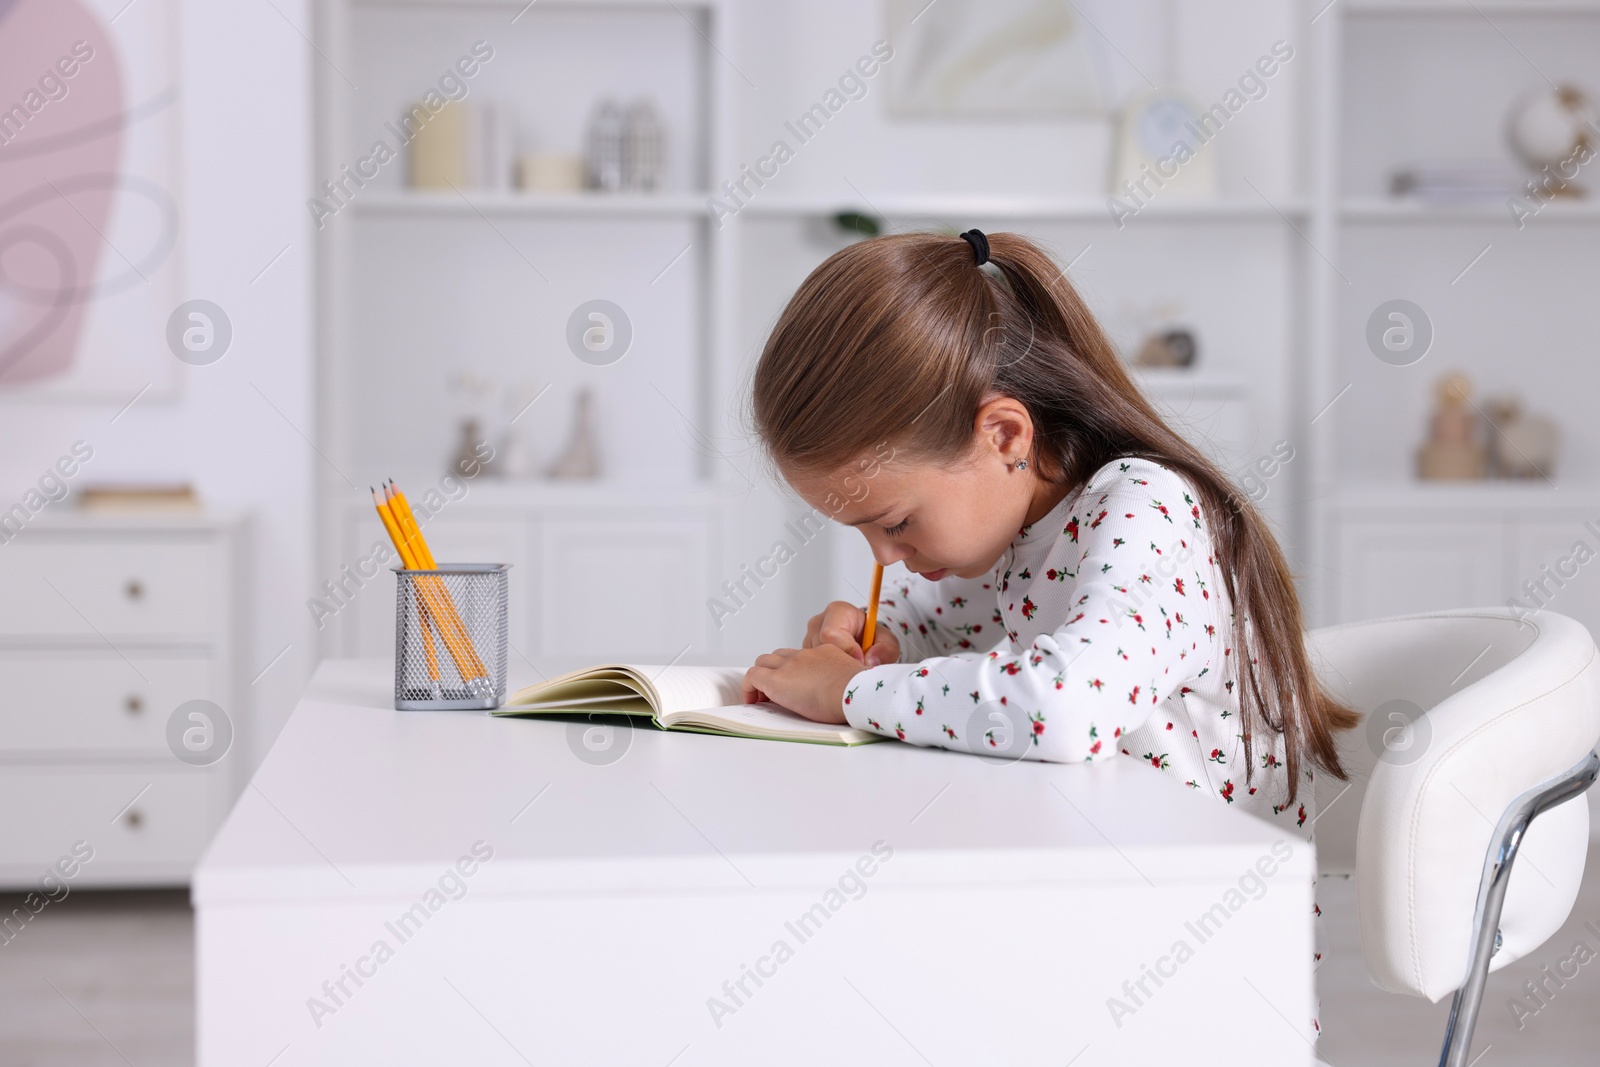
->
(1013, 458, 1028, 472)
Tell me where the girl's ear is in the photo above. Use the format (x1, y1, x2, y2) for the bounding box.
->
(973, 395, 1033, 465)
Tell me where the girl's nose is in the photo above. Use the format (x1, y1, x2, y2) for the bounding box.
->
(866, 533, 912, 567)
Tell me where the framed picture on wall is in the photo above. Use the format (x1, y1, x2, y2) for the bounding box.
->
(0, 0, 183, 402)
(885, 0, 1121, 118)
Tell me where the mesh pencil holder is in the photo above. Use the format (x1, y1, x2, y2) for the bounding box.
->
(393, 563, 509, 710)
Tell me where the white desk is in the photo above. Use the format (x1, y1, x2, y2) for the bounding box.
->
(194, 661, 1314, 1066)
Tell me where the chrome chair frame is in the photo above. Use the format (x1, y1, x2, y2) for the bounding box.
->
(1437, 750, 1600, 1067)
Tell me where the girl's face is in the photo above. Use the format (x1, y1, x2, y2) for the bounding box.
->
(783, 397, 1063, 581)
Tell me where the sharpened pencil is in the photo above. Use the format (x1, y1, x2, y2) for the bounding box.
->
(372, 484, 483, 683)
(862, 561, 883, 652)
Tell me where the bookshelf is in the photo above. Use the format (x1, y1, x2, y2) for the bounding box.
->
(312, 0, 1600, 662)
(1305, 0, 1600, 634)
(312, 0, 784, 664)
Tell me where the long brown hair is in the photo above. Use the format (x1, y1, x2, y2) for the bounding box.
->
(749, 230, 1357, 802)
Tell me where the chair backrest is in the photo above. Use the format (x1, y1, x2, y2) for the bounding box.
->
(1306, 609, 1600, 1001)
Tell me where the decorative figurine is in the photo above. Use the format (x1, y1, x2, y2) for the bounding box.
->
(623, 97, 665, 192)
(586, 99, 626, 192)
(1417, 372, 1487, 480)
(1485, 393, 1560, 480)
(1135, 328, 1198, 368)
(547, 388, 601, 480)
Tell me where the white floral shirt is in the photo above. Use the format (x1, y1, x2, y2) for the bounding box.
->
(841, 455, 1322, 1039)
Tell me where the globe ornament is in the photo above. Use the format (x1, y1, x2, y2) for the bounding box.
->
(1506, 84, 1599, 196)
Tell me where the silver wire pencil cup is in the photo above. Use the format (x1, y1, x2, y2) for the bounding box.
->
(392, 563, 509, 710)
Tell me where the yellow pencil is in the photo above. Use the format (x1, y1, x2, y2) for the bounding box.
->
(386, 480, 436, 568)
(373, 486, 480, 683)
(385, 480, 487, 679)
(862, 561, 884, 652)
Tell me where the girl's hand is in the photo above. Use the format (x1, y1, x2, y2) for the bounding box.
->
(741, 644, 865, 725)
(803, 600, 901, 668)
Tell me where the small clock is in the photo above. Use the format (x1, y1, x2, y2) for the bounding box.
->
(1110, 88, 1218, 203)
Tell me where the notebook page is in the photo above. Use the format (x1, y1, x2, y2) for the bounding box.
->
(666, 700, 877, 743)
(642, 665, 747, 714)
(502, 671, 654, 714)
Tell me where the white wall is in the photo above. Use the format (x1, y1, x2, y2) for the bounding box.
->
(0, 0, 315, 771)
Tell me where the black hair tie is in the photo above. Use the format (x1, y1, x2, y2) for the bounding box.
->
(959, 228, 990, 267)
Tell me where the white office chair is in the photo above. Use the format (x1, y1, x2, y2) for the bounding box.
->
(1306, 608, 1600, 1067)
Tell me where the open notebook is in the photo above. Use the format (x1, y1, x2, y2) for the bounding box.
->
(494, 664, 882, 746)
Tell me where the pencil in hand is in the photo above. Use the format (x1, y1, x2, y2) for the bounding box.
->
(861, 561, 883, 655)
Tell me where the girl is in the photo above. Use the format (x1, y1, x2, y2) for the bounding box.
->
(740, 228, 1358, 1040)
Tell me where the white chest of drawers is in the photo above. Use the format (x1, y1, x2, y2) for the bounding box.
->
(0, 512, 247, 888)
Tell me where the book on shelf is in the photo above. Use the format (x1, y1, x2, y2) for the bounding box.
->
(1389, 161, 1527, 202)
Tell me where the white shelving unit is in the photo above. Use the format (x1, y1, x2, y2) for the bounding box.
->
(312, 0, 1322, 658)
(314, 0, 1600, 663)
(1304, 0, 1600, 634)
(312, 0, 812, 666)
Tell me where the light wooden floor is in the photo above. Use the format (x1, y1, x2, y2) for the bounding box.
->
(0, 890, 193, 1067)
(1, 855, 1597, 1066)
(1317, 844, 1600, 1067)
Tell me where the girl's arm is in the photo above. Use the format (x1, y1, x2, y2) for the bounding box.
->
(873, 571, 1002, 661)
(840, 461, 1224, 761)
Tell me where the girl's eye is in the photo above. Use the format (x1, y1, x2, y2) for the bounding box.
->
(883, 518, 910, 538)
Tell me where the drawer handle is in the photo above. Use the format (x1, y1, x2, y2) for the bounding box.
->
(124, 580, 145, 601)
(124, 809, 144, 829)
(125, 695, 143, 715)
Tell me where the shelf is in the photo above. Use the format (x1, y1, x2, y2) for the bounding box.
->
(1342, 1, 1600, 14)
(351, 0, 722, 10)
(343, 477, 745, 512)
(348, 191, 1314, 225)
(1340, 197, 1600, 222)
(351, 190, 712, 219)
(738, 195, 1309, 224)
(1326, 480, 1600, 509)
(1133, 368, 1252, 401)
